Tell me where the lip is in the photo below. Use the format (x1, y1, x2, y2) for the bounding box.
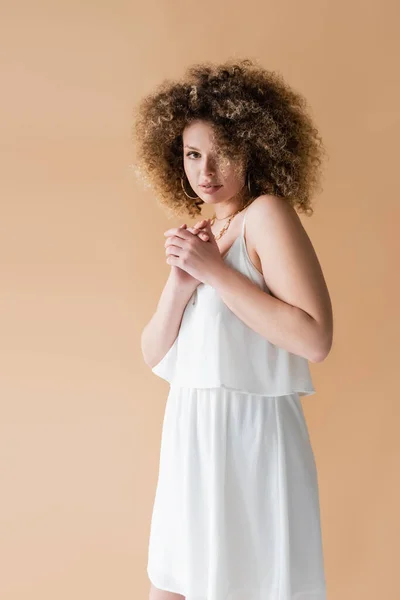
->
(200, 184, 222, 190)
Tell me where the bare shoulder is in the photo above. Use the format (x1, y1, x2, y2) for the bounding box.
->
(247, 193, 300, 226)
(246, 195, 333, 341)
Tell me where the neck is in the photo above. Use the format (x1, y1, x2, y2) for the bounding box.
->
(213, 203, 241, 220)
(213, 189, 249, 220)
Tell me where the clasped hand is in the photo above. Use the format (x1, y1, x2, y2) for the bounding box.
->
(164, 218, 225, 285)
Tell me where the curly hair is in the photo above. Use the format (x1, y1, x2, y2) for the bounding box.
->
(131, 58, 327, 219)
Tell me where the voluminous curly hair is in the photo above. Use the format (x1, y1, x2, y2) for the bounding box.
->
(131, 58, 327, 219)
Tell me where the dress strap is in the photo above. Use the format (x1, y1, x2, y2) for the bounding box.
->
(241, 206, 249, 238)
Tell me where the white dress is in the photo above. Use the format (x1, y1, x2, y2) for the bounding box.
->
(147, 207, 327, 600)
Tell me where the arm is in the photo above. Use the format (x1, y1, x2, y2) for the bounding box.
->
(207, 195, 333, 363)
(141, 272, 195, 368)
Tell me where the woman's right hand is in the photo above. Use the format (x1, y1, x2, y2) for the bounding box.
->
(166, 219, 210, 290)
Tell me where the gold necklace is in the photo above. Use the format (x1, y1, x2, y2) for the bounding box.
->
(210, 198, 253, 241)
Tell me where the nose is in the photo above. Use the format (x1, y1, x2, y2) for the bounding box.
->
(201, 156, 216, 175)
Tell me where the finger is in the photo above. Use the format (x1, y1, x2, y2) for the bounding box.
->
(165, 243, 183, 257)
(164, 227, 197, 240)
(164, 223, 186, 233)
(203, 220, 214, 234)
(193, 219, 208, 229)
(186, 226, 208, 239)
(165, 236, 183, 249)
(189, 226, 208, 237)
(166, 254, 179, 266)
(164, 233, 193, 250)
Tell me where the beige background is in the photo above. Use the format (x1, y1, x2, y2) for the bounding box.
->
(1, 1, 399, 599)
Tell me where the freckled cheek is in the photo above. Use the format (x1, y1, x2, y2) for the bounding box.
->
(222, 175, 238, 190)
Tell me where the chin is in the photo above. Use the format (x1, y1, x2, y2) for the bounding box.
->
(199, 197, 219, 204)
(198, 190, 227, 203)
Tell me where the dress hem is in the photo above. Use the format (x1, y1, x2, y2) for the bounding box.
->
(147, 565, 186, 597)
(148, 565, 326, 600)
(165, 382, 316, 398)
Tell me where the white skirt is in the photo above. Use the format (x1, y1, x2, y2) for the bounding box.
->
(147, 385, 327, 600)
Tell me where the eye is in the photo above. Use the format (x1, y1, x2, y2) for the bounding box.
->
(186, 151, 200, 159)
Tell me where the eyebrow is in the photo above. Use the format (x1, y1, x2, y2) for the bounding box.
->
(184, 145, 200, 150)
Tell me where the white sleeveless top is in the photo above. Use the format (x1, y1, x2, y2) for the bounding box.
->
(152, 207, 316, 397)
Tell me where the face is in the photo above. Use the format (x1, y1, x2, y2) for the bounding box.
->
(182, 120, 247, 208)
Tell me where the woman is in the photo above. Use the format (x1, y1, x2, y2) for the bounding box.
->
(135, 58, 333, 600)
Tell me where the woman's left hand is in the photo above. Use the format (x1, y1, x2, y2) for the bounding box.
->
(164, 220, 226, 285)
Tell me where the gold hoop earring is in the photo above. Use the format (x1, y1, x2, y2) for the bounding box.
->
(181, 176, 199, 200)
(247, 171, 254, 196)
